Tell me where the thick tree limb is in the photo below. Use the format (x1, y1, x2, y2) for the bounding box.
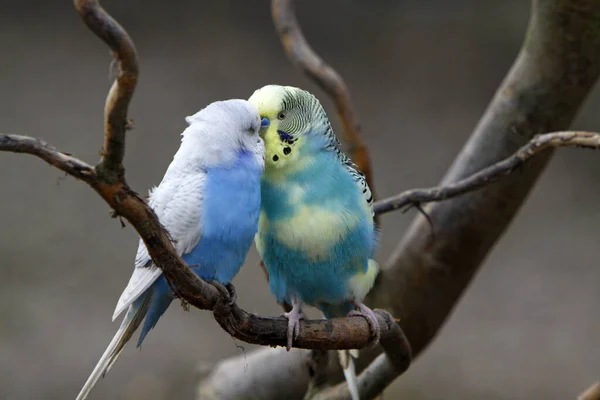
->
(579, 382, 600, 400)
(272, 0, 376, 197)
(74, 0, 139, 183)
(197, 131, 600, 400)
(373, 0, 600, 358)
(198, 0, 600, 398)
(308, 312, 411, 400)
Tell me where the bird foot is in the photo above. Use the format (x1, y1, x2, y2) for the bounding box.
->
(224, 282, 237, 305)
(282, 302, 304, 351)
(210, 281, 237, 307)
(348, 302, 381, 345)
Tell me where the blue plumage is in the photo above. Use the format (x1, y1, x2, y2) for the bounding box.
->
(184, 150, 263, 283)
(259, 152, 374, 308)
(137, 150, 262, 346)
(77, 99, 265, 400)
(249, 85, 379, 340)
(249, 84, 377, 400)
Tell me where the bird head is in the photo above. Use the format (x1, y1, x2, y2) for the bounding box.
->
(180, 99, 265, 167)
(248, 85, 333, 173)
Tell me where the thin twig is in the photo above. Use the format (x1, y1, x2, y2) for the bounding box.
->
(272, 0, 376, 202)
(0, 135, 94, 179)
(373, 131, 600, 215)
(74, 0, 139, 183)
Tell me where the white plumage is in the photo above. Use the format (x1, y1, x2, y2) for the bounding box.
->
(77, 99, 264, 400)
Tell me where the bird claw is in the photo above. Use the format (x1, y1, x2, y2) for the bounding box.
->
(224, 282, 237, 305)
(210, 281, 237, 307)
(282, 302, 304, 351)
(348, 303, 381, 345)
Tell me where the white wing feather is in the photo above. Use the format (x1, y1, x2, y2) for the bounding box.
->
(112, 169, 206, 321)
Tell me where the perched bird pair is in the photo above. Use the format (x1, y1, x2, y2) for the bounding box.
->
(76, 86, 379, 400)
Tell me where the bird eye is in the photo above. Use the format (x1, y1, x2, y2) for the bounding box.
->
(247, 127, 256, 134)
(277, 112, 286, 120)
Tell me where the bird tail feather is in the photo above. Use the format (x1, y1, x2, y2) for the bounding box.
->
(338, 349, 360, 400)
(75, 292, 152, 400)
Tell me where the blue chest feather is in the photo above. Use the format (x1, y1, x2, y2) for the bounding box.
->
(260, 152, 361, 220)
(186, 151, 262, 283)
(258, 151, 376, 310)
(138, 151, 262, 346)
(260, 224, 372, 307)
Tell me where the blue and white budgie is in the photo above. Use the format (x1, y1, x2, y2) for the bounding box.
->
(249, 85, 379, 400)
(76, 99, 265, 400)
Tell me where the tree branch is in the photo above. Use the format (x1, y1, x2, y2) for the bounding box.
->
(0, 135, 94, 179)
(579, 382, 600, 400)
(374, 131, 600, 215)
(198, 0, 600, 398)
(2, 133, 411, 353)
(272, 0, 376, 198)
(308, 312, 411, 400)
(0, 0, 409, 359)
(197, 131, 600, 400)
(4, 0, 599, 398)
(372, 0, 600, 359)
(74, 0, 139, 183)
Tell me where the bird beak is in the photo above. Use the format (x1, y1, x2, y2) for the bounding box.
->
(258, 117, 271, 138)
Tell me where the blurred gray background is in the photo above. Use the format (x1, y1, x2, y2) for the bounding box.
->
(1, 0, 599, 399)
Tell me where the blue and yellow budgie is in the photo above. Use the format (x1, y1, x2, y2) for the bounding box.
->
(249, 85, 379, 400)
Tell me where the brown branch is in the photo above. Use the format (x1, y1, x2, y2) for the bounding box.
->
(0, 135, 95, 179)
(0, 134, 220, 312)
(309, 312, 411, 400)
(0, 0, 409, 359)
(372, 0, 600, 359)
(373, 131, 600, 215)
(74, 0, 139, 183)
(198, 0, 600, 398)
(272, 0, 376, 200)
(197, 130, 600, 399)
(5, 0, 599, 398)
(0, 138, 406, 350)
(579, 382, 600, 400)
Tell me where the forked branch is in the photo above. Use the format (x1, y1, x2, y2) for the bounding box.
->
(0, 0, 408, 355)
(374, 131, 600, 215)
(74, 0, 139, 183)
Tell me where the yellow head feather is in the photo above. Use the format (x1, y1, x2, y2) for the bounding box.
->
(248, 85, 316, 175)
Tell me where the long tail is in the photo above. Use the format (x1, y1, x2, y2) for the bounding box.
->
(320, 303, 361, 400)
(75, 292, 151, 400)
(338, 349, 360, 400)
